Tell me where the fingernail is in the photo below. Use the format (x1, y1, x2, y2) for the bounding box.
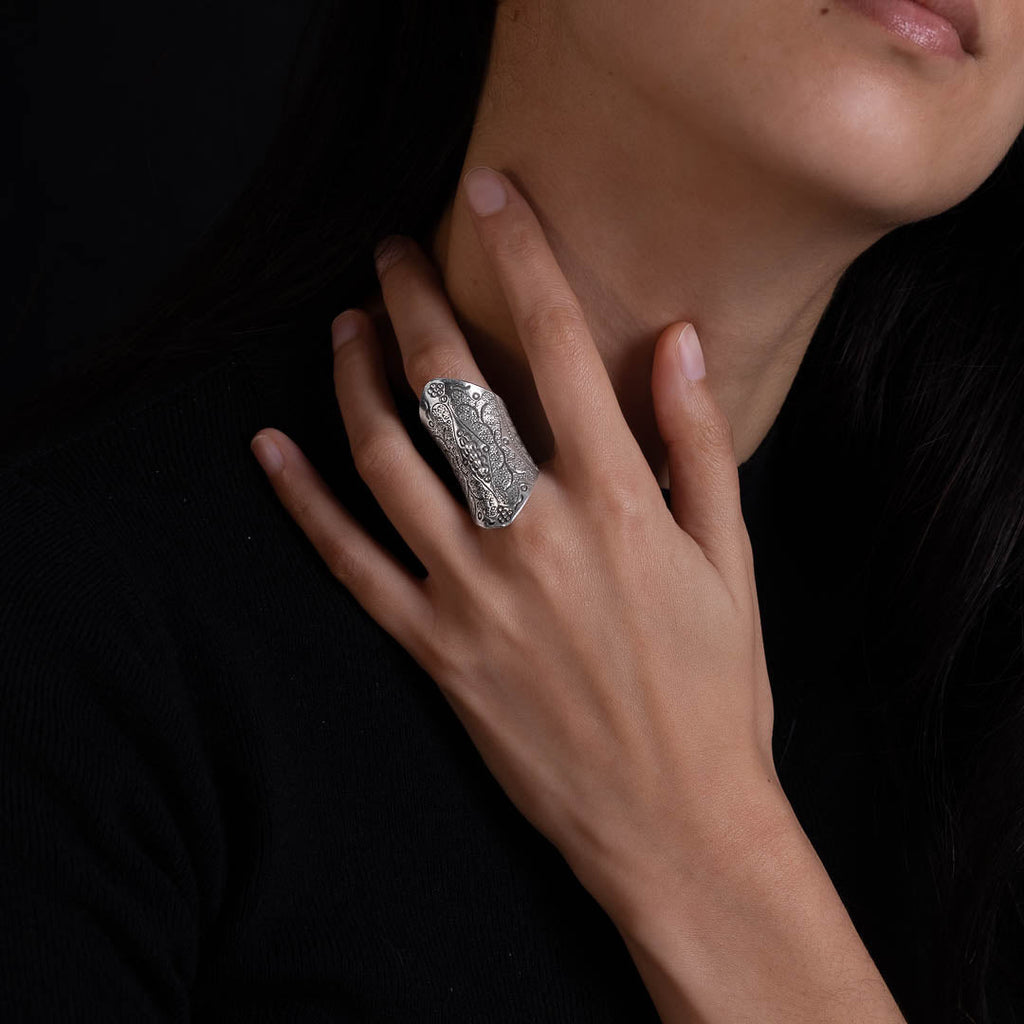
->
(464, 167, 507, 216)
(251, 433, 284, 474)
(676, 324, 706, 381)
(332, 310, 360, 353)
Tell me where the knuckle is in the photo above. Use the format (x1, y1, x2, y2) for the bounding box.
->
(416, 614, 470, 695)
(405, 341, 467, 393)
(352, 432, 406, 485)
(697, 406, 735, 453)
(514, 515, 562, 564)
(510, 529, 577, 594)
(522, 303, 587, 354)
(579, 457, 653, 523)
(322, 536, 366, 589)
(428, 632, 469, 692)
(593, 482, 647, 526)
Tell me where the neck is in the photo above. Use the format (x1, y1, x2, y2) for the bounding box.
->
(416, 7, 888, 484)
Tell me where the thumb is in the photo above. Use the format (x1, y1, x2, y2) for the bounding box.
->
(651, 322, 748, 586)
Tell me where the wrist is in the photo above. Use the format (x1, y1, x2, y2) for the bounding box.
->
(595, 780, 904, 1023)
(577, 772, 798, 940)
(613, 775, 800, 938)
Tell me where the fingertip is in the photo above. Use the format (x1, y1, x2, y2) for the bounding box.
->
(463, 166, 508, 217)
(332, 309, 365, 353)
(251, 432, 284, 475)
(676, 323, 706, 382)
(650, 321, 708, 445)
(651, 321, 691, 388)
(373, 236, 410, 278)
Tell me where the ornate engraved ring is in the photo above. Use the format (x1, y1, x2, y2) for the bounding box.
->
(418, 377, 540, 529)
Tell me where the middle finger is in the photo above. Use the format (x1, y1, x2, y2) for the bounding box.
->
(374, 236, 493, 399)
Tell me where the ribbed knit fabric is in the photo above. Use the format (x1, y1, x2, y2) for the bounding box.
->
(0, 328, 1020, 1021)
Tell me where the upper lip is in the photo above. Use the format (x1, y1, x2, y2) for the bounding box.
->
(914, 0, 982, 56)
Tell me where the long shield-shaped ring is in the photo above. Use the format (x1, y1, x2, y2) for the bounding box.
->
(418, 377, 540, 529)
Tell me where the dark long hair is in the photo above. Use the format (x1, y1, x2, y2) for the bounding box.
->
(7, 2, 1024, 1019)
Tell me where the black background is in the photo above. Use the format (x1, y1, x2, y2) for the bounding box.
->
(3, 1, 315, 410)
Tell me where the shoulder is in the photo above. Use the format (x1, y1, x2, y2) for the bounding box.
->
(0, 327, 349, 564)
(0, 326, 402, 669)
(1, 319, 342, 484)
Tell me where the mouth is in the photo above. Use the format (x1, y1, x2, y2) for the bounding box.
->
(914, 0, 981, 56)
(836, 0, 982, 59)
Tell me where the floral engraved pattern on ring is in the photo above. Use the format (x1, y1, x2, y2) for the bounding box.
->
(419, 378, 540, 528)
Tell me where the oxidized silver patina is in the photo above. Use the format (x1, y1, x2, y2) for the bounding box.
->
(418, 377, 539, 529)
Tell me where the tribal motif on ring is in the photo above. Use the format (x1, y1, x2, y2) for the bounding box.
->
(418, 377, 540, 529)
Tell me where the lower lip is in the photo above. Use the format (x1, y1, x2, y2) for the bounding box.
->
(835, 0, 969, 59)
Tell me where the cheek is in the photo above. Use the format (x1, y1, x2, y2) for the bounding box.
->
(579, 0, 1024, 225)
(780, 58, 1024, 222)
(766, 65, 1013, 221)
(659, 17, 1019, 224)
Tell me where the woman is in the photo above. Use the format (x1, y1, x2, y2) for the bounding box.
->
(3, 0, 1023, 1019)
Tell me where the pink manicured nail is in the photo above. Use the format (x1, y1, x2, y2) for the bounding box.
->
(251, 433, 284, 474)
(464, 167, 507, 216)
(676, 324, 706, 381)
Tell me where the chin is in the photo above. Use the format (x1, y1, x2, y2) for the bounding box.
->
(765, 93, 1004, 229)
(812, 147, 987, 228)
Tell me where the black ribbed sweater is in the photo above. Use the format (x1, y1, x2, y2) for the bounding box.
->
(0, 328, 1020, 1021)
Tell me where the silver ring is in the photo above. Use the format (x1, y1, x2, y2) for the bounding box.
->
(418, 377, 539, 529)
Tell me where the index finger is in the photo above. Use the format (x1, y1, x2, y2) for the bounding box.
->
(461, 166, 642, 476)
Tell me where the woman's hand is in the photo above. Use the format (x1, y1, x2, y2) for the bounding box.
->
(250, 168, 907, 1022)
(249, 167, 785, 917)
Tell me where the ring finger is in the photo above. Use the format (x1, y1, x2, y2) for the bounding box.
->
(373, 235, 555, 532)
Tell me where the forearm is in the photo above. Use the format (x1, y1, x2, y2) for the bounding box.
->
(602, 784, 906, 1023)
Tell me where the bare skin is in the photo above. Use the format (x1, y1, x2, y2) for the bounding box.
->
(251, 0, 1024, 1018)
(254, 177, 908, 1021)
(415, 0, 1024, 478)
